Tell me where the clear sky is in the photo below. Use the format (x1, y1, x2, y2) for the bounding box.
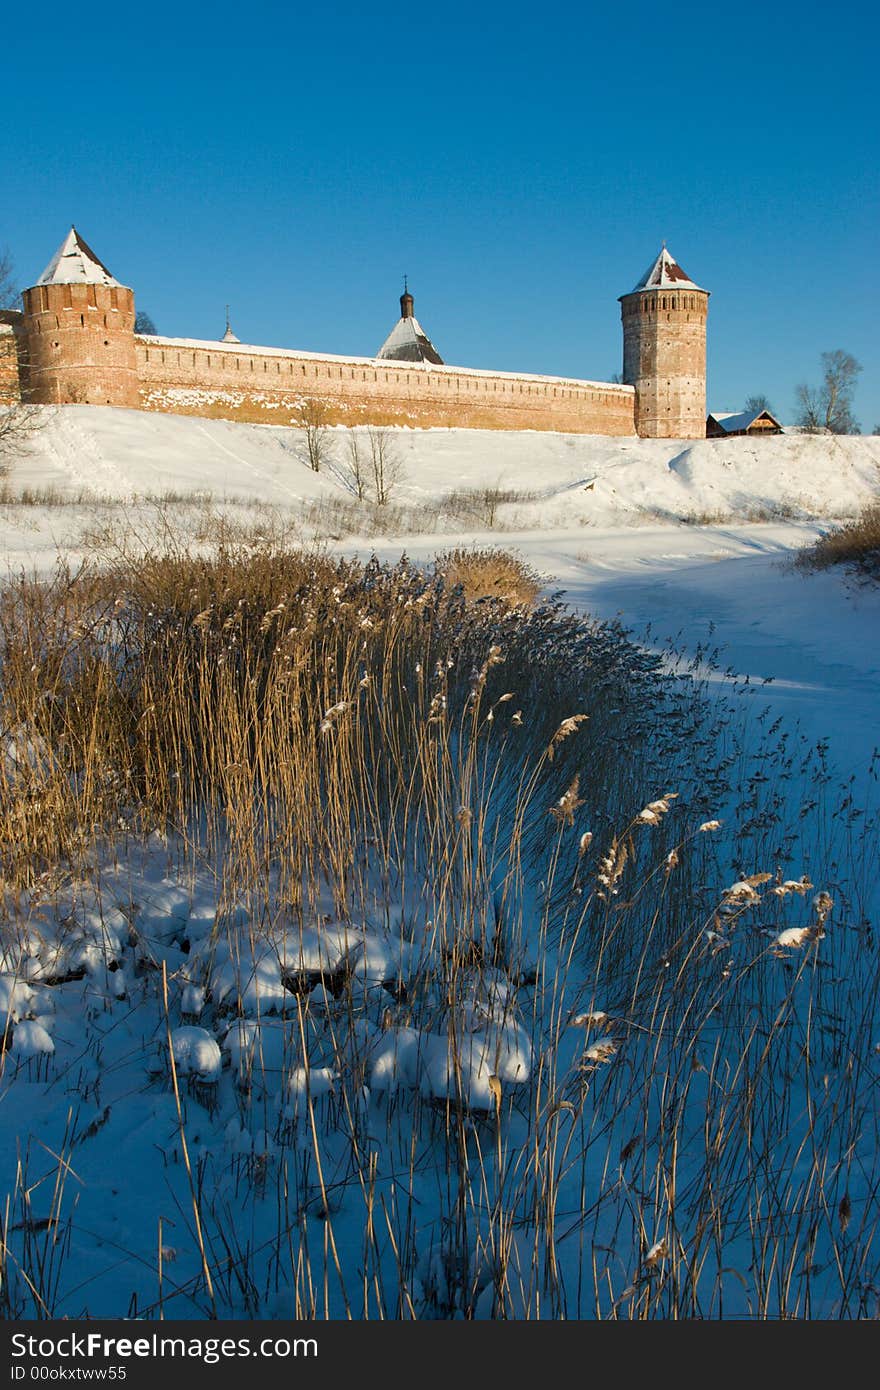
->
(3, 0, 877, 428)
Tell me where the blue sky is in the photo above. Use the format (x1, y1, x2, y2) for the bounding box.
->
(4, 0, 877, 427)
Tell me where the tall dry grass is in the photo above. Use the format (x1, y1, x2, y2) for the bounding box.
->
(796, 502, 880, 579)
(0, 542, 877, 1319)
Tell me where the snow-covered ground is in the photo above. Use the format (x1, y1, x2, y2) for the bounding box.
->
(7, 406, 880, 512)
(1, 406, 878, 1319)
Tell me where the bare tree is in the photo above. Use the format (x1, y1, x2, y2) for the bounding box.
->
(0, 404, 42, 464)
(795, 351, 862, 434)
(343, 429, 371, 500)
(367, 427, 404, 505)
(0, 251, 17, 310)
(745, 394, 774, 416)
(296, 398, 333, 472)
(134, 310, 157, 335)
(0, 247, 41, 471)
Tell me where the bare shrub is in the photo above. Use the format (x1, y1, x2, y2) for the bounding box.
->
(441, 483, 539, 528)
(435, 546, 542, 608)
(796, 502, 880, 579)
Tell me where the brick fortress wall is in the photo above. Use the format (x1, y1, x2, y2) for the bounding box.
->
(135, 336, 637, 434)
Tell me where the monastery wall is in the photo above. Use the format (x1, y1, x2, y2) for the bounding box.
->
(135, 336, 637, 435)
(5, 231, 709, 440)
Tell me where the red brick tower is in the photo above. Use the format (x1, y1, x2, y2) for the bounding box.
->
(21, 229, 138, 407)
(620, 248, 709, 439)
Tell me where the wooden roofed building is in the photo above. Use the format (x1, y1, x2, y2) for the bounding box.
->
(706, 408, 783, 438)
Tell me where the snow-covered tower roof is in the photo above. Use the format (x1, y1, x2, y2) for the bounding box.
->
(36, 228, 126, 288)
(630, 246, 704, 293)
(375, 283, 444, 365)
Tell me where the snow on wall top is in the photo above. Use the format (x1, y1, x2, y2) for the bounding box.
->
(376, 314, 444, 366)
(136, 333, 635, 393)
(630, 247, 704, 293)
(36, 228, 125, 289)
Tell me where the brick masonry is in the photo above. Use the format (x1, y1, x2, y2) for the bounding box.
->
(621, 288, 709, 438)
(0, 324, 22, 405)
(134, 337, 637, 434)
(21, 282, 138, 407)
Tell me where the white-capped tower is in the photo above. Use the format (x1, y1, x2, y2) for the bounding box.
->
(619, 247, 709, 438)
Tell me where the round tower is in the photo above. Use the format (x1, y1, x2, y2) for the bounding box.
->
(21, 228, 138, 407)
(619, 248, 709, 439)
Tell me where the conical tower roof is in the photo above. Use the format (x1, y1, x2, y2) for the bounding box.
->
(629, 246, 704, 293)
(376, 285, 444, 365)
(36, 228, 125, 288)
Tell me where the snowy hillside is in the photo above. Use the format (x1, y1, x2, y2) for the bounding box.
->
(5, 405, 880, 533)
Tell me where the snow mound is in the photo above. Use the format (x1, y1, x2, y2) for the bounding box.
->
(170, 1026, 222, 1082)
(369, 1019, 531, 1108)
(11, 1019, 55, 1058)
(0, 975, 35, 1022)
